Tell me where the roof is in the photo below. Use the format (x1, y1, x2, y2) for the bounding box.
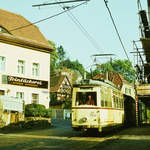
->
(93, 72, 130, 89)
(50, 75, 71, 92)
(0, 9, 53, 52)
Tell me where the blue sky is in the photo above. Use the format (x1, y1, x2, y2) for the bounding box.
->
(0, 0, 148, 69)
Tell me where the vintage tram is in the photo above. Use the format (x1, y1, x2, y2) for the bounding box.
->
(72, 79, 124, 132)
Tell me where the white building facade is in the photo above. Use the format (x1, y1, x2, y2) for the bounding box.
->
(0, 9, 53, 108)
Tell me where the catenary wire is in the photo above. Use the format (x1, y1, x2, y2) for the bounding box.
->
(8, 1, 87, 32)
(56, 0, 104, 52)
(104, 0, 130, 61)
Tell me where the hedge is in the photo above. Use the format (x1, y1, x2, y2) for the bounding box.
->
(25, 104, 52, 118)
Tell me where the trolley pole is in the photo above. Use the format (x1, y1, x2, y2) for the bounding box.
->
(32, 0, 90, 7)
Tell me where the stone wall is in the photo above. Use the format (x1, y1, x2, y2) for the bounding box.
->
(25, 117, 51, 124)
(0, 109, 24, 128)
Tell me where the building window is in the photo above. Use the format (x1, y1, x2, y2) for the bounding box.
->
(16, 92, 24, 99)
(0, 56, 6, 72)
(32, 63, 40, 77)
(0, 90, 5, 96)
(125, 88, 128, 94)
(17, 60, 25, 75)
(32, 93, 39, 104)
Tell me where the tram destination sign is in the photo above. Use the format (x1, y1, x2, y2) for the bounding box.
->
(2, 75, 48, 89)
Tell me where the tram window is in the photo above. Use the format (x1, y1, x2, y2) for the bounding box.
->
(113, 91, 124, 109)
(120, 99, 123, 108)
(118, 97, 121, 108)
(101, 88, 112, 107)
(116, 97, 119, 108)
(113, 96, 116, 108)
(76, 92, 97, 106)
(101, 100, 104, 107)
(113, 95, 118, 108)
(101, 89, 104, 107)
(120, 99, 122, 108)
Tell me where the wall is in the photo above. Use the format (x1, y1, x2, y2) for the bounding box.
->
(0, 42, 50, 108)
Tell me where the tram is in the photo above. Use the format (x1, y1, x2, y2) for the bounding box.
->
(72, 79, 124, 132)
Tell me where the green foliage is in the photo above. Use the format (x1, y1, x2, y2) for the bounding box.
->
(112, 59, 136, 82)
(50, 93, 63, 106)
(50, 99, 64, 106)
(100, 62, 114, 73)
(90, 59, 136, 83)
(57, 45, 66, 62)
(25, 104, 49, 118)
(48, 40, 57, 51)
(45, 108, 53, 118)
(89, 68, 101, 78)
(49, 40, 58, 76)
(61, 59, 85, 77)
(49, 42, 85, 77)
(62, 101, 72, 109)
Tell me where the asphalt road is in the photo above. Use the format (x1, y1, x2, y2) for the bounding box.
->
(0, 119, 150, 150)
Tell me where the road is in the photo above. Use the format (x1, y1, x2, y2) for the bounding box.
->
(0, 119, 150, 150)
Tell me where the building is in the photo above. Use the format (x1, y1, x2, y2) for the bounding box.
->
(0, 9, 53, 108)
(50, 75, 72, 102)
(57, 67, 82, 85)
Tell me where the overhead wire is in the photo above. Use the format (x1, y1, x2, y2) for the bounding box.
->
(8, 1, 87, 32)
(7, 0, 129, 62)
(56, 0, 103, 52)
(104, 0, 130, 61)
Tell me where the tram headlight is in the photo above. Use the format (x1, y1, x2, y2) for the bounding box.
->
(82, 117, 87, 123)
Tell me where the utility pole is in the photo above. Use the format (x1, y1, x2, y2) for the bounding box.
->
(32, 0, 90, 7)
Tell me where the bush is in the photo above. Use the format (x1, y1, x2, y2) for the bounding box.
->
(62, 101, 72, 109)
(45, 108, 52, 118)
(25, 104, 47, 117)
(0, 120, 51, 132)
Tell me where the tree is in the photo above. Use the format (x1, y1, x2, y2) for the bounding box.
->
(112, 59, 136, 83)
(90, 59, 136, 83)
(48, 40, 58, 76)
(61, 59, 85, 77)
(57, 45, 66, 63)
(100, 62, 114, 73)
(49, 42, 85, 78)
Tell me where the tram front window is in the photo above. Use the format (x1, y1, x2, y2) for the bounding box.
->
(76, 92, 97, 106)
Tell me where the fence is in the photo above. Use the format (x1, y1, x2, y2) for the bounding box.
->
(51, 109, 71, 120)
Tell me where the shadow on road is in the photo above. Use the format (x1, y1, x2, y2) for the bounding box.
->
(1, 119, 150, 150)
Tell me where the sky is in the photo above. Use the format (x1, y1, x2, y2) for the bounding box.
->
(0, 0, 148, 70)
